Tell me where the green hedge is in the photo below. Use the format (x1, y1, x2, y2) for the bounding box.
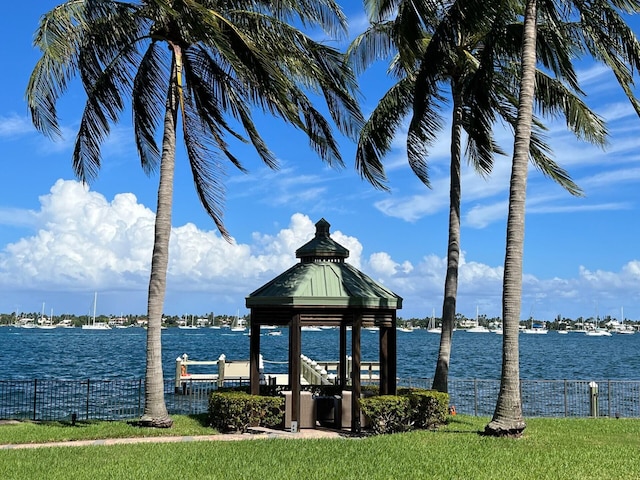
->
(360, 388, 449, 435)
(359, 395, 412, 434)
(208, 392, 284, 433)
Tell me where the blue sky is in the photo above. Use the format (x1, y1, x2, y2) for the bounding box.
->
(1, 2, 640, 322)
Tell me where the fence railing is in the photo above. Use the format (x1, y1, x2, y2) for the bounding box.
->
(2, 377, 639, 422)
(399, 378, 640, 418)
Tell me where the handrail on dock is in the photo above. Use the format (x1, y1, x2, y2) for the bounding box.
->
(174, 353, 263, 393)
(175, 353, 380, 392)
(300, 355, 380, 385)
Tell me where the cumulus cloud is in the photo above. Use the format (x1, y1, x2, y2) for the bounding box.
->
(0, 179, 639, 320)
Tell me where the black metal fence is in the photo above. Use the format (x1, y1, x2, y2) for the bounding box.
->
(399, 378, 640, 418)
(2, 377, 639, 422)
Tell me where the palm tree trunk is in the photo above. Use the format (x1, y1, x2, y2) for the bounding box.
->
(484, 0, 538, 437)
(432, 87, 463, 393)
(139, 67, 179, 429)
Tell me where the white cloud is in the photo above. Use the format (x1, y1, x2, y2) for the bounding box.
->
(0, 115, 34, 138)
(1, 179, 639, 320)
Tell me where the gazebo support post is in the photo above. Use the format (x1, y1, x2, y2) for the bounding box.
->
(289, 314, 301, 431)
(379, 326, 389, 395)
(351, 314, 362, 432)
(249, 319, 261, 395)
(389, 320, 397, 395)
(339, 323, 347, 388)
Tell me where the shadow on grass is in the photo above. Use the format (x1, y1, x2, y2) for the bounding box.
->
(22, 419, 99, 429)
(187, 413, 212, 427)
(126, 412, 211, 429)
(441, 416, 487, 435)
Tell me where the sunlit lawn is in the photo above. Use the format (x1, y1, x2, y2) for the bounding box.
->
(1, 415, 640, 479)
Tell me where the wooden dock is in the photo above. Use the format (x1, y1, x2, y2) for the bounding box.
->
(174, 353, 379, 393)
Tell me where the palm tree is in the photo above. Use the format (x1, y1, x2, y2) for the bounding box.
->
(27, 0, 363, 427)
(486, 0, 640, 436)
(350, 0, 604, 394)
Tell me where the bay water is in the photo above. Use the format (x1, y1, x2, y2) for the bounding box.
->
(2, 326, 639, 382)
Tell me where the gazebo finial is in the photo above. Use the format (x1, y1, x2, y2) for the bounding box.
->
(315, 218, 331, 237)
(295, 218, 349, 263)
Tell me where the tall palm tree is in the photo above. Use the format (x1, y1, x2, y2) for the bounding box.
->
(350, 0, 604, 394)
(486, 0, 640, 436)
(27, 0, 363, 427)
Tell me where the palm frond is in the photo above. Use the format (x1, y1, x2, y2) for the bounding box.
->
(133, 41, 169, 175)
(356, 76, 417, 190)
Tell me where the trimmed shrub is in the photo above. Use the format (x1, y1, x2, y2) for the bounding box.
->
(209, 392, 284, 433)
(360, 388, 449, 435)
(405, 389, 449, 429)
(360, 395, 413, 435)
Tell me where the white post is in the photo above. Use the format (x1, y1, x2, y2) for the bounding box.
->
(589, 381, 599, 417)
(217, 354, 226, 387)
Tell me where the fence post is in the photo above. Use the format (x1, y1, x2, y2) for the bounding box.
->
(138, 378, 143, 416)
(86, 379, 91, 420)
(474, 379, 478, 416)
(32, 379, 38, 421)
(608, 380, 612, 418)
(589, 381, 598, 417)
(564, 380, 568, 417)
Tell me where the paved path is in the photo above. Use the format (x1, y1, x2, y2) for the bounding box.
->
(0, 427, 346, 450)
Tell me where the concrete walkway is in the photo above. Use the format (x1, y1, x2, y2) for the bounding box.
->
(0, 427, 346, 450)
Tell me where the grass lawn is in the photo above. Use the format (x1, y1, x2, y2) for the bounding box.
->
(1, 415, 639, 479)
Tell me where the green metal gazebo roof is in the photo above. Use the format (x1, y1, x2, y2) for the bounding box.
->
(246, 218, 402, 310)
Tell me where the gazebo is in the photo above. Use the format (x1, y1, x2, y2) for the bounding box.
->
(245, 218, 402, 431)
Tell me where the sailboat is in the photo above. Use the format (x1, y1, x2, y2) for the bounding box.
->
(37, 303, 57, 329)
(178, 315, 199, 329)
(427, 308, 441, 334)
(467, 306, 490, 333)
(82, 292, 111, 330)
(522, 318, 548, 334)
(613, 307, 634, 335)
(231, 311, 246, 332)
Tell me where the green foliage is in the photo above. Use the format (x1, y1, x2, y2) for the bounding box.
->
(403, 388, 449, 429)
(360, 395, 413, 435)
(360, 388, 449, 435)
(208, 392, 284, 433)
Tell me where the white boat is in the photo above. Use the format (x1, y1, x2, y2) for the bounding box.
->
(301, 326, 322, 332)
(230, 311, 247, 332)
(56, 318, 75, 328)
(268, 330, 282, 336)
(610, 308, 634, 334)
(467, 306, 490, 333)
(82, 292, 111, 330)
(585, 328, 612, 337)
(178, 314, 199, 329)
(37, 303, 57, 329)
(467, 325, 491, 333)
(426, 309, 441, 334)
(614, 327, 634, 335)
(397, 326, 414, 332)
(522, 327, 548, 334)
(522, 318, 548, 334)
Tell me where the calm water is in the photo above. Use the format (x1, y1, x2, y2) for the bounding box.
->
(2, 326, 639, 381)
